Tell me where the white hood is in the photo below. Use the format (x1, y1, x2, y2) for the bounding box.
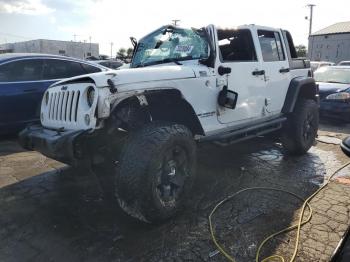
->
(51, 65, 197, 89)
(110, 65, 196, 86)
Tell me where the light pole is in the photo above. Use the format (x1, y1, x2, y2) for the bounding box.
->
(306, 4, 316, 36)
(110, 42, 114, 58)
(172, 19, 180, 26)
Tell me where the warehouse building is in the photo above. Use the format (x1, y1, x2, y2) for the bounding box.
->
(308, 21, 350, 63)
(0, 39, 99, 59)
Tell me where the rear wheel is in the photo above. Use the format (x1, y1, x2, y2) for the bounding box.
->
(281, 98, 319, 155)
(116, 122, 196, 223)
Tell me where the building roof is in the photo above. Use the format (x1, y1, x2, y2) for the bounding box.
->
(312, 21, 350, 36)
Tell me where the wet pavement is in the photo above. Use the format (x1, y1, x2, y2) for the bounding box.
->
(0, 122, 350, 262)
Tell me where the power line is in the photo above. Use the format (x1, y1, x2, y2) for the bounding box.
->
(0, 31, 32, 40)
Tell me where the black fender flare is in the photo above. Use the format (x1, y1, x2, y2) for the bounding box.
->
(282, 76, 319, 114)
(109, 89, 205, 136)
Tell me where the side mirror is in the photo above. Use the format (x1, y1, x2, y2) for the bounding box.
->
(218, 86, 238, 109)
(218, 66, 231, 76)
(341, 136, 350, 157)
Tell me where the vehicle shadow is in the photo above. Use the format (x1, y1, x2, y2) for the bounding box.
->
(0, 137, 25, 157)
(0, 137, 326, 262)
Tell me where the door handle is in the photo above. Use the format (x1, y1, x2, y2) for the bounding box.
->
(279, 68, 290, 73)
(252, 70, 265, 76)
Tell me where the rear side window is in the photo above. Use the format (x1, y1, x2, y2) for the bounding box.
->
(0, 59, 44, 82)
(43, 59, 87, 80)
(218, 29, 257, 62)
(81, 63, 102, 73)
(258, 30, 285, 62)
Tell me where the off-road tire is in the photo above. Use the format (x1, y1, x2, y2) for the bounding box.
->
(281, 98, 319, 155)
(116, 122, 196, 223)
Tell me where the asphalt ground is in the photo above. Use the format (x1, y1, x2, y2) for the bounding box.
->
(0, 121, 349, 261)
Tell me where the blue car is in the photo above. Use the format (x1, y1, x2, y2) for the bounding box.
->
(0, 53, 108, 135)
(314, 66, 350, 122)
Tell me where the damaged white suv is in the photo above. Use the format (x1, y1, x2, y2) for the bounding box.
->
(20, 24, 319, 223)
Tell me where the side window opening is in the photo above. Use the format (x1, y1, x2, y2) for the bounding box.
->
(43, 59, 86, 80)
(0, 59, 44, 82)
(217, 29, 257, 62)
(258, 30, 285, 62)
(81, 63, 101, 73)
(284, 30, 298, 59)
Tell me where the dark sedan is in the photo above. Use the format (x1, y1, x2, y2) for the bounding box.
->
(314, 66, 350, 122)
(0, 53, 108, 135)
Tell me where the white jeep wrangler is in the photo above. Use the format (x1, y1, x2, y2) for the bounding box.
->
(20, 24, 319, 223)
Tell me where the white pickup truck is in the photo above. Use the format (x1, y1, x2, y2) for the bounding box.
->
(20, 24, 319, 223)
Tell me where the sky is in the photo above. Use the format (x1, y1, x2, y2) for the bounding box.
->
(0, 0, 349, 56)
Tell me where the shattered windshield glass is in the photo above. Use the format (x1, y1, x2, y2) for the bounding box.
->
(131, 26, 210, 68)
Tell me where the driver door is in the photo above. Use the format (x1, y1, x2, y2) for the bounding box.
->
(216, 28, 266, 124)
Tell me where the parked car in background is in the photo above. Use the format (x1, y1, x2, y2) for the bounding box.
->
(311, 61, 335, 72)
(116, 63, 130, 69)
(338, 61, 350, 66)
(0, 53, 109, 135)
(86, 55, 110, 61)
(91, 59, 123, 69)
(314, 66, 350, 122)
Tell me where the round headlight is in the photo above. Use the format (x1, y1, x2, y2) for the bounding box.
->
(326, 92, 350, 101)
(87, 86, 95, 107)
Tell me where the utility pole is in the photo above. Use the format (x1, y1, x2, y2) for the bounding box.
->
(306, 4, 316, 36)
(89, 36, 92, 53)
(73, 34, 78, 41)
(172, 19, 180, 26)
(110, 42, 114, 58)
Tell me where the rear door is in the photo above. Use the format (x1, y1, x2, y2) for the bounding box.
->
(0, 59, 44, 129)
(258, 29, 291, 114)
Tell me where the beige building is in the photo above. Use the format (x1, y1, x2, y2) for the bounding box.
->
(0, 39, 99, 59)
(308, 21, 350, 63)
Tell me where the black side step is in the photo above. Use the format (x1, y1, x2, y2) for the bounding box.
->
(199, 117, 286, 146)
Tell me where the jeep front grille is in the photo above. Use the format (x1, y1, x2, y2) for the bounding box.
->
(41, 83, 97, 130)
(47, 90, 80, 122)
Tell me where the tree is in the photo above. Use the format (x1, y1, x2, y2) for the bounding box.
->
(116, 47, 134, 62)
(116, 48, 127, 60)
(295, 45, 307, 57)
(126, 47, 133, 58)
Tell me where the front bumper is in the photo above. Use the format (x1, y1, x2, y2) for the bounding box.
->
(19, 125, 90, 166)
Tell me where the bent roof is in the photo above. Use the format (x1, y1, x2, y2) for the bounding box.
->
(311, 21, 350, 36)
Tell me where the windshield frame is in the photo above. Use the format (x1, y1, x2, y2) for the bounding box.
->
(130, 25, 213, 68)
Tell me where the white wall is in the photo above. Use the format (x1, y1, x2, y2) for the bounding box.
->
(308, 33, 350, 63)
(0, 39, 99, 59)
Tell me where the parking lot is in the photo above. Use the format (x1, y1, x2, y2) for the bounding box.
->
(0, 121, 349, 262)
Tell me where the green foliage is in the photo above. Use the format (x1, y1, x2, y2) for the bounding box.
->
(295, 45, 307, 57)
(116, 47, 134, 62)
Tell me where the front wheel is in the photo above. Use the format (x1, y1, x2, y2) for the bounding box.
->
(281, 99, 319, 155)
(115, 122, 197, 223)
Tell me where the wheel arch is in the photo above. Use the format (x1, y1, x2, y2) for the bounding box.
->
(109, 88, 204, 136)
(282, 76, 319, 114)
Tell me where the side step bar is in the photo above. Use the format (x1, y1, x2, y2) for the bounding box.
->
(199, 117, 287, 146)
